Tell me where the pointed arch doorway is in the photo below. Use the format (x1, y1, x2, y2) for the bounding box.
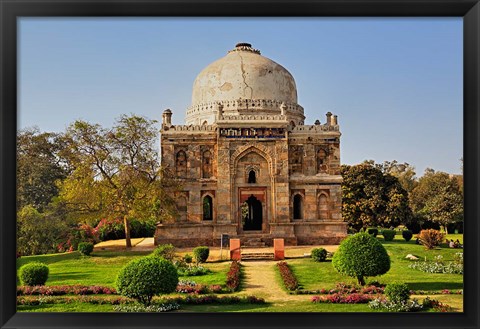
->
(242, 195, 263, 231)
(239, 188, 267, 232)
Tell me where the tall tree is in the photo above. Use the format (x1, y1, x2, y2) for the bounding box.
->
(58, 115, 178, 248)
(17, 128, 68, 211)
(341, 163, 413, 231)
(410, 169, 463, 233)
(372, 160, 418, 194)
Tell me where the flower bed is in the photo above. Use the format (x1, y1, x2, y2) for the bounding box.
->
(294, 282, 384, 295)
(225, 261, 242, 292)
(408, 254, 463, 274)
(176, 280, 223, 294)
(311, 293, 374, 304)
(17, 295, 130, 306)
(17, 285, 116, 296)
(277, 261, 299, 291)
(113, 303, 179, 312)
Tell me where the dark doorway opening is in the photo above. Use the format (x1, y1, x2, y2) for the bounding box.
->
(242, 195, 262, 231)
(248, 170, 256, 183)
(203, 195, 213, 220)
(293, 194, 303, 220)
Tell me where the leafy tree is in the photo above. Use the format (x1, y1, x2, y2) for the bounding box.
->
(371, 160, 418, 194)
(410, 169, 463, 233)
(58, 115, 178, 248)
(341, 163, 413, 231)
(17, 205, 69, 255)
(17, 128, 68, 211)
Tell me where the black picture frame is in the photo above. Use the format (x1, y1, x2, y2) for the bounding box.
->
(1, 0, 479, 328)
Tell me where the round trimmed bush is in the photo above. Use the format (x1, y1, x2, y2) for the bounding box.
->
(151, 244, 176, 261)
(311, 248, 327, 262)
(402, 230, 413, 242)
(78, 242, 94, 256)
(385, 282, 410, 303)
(193, 246, 210, 263)
(367, 228, 378, 237)
(116, 256, 178, 306)
(332, 233, 390, 286)
(18, 262, 49, 286)
(382, 229, 396, 241)
(183, 254, 193, 264)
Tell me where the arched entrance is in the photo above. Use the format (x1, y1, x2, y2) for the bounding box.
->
(242, 195, 263, 231)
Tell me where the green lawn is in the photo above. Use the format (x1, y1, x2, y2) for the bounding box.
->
(17, 250, 229, 287)
(16, 234, 463, 312)
(289, 236, 463, 292)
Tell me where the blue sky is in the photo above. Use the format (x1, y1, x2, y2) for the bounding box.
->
(18, 17, 463, 175)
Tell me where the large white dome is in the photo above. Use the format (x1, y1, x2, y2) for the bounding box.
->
(191, 43, 298, 106)
(185, 43, 304, 125)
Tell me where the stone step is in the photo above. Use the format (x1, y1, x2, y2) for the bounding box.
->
(243, 241, 266, 247)
(241, 252, 275, 260)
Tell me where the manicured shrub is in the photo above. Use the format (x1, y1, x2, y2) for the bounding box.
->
(311, 248, 327, 262)
(183, 254, 193, 264)
(78, 242, 94, 256)
(417, 229, 445, 250)
(332, 233, 390, 286)
(385, 283, 410, 303)
(382, 229, 396, 241)
(402, 230, 413, 242)
(18, 262, 49, 286)
(193, 246, 210, 263)
(116, 257, 178, 306)
(151, 244, 176, 261)
(367, 228, 378, 237)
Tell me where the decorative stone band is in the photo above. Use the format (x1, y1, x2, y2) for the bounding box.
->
(186, 99, 304, 117)
(291, 125, 340, 132)
(164, 125, 218, 132)
(219, 114, 287, 122)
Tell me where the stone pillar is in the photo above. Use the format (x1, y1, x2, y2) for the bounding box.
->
(162, 109, 172, 128)
(274, 239, 285, 260)
(230, 239, 241, 261)
(280, 102, 286, 116)
(325, 112, 332, 126)
(304, 189, 317, 220)
(332, 115, 338, 125)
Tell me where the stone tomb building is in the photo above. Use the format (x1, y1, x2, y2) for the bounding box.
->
(155, 43, 347, 247)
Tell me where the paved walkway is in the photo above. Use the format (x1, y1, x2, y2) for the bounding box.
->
(238, 261, 307, 303)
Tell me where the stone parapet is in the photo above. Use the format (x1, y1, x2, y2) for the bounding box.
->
(186, 99, 304, 117)
(290, 125, 340, 132)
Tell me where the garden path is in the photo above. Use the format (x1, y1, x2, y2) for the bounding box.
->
(239, 261, 306, 303)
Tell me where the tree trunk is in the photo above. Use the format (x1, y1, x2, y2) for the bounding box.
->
(124, 215, 132, 248)
(357, 276, 365, 286)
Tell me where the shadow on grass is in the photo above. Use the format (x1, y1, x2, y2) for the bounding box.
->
(91, 251, 151, 258)
(49, 272, 92, 281)
(177, 302, 272, 312)
(407, 281, 463, 291)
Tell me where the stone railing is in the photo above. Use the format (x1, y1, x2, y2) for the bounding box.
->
(186, 99, 304, 116)
(291, 125, 340, 132)
(219, 114, 287, 121)
(165, 125, 217, 132)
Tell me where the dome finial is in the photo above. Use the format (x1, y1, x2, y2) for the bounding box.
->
(228, 42, 261, 55)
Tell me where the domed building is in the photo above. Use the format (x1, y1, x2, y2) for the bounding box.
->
(155, 43, 347, 247)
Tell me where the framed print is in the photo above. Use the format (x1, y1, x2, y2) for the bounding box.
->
(1, 0, 479, 328)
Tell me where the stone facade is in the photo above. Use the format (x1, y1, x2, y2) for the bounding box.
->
(155, 43, 347, 247)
